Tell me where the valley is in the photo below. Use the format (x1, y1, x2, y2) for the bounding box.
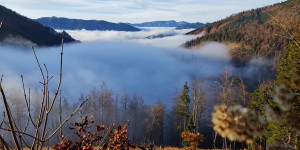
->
(0, 0, 298, 149)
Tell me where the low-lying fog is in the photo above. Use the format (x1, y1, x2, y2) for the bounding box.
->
(0, 28, 235, 105)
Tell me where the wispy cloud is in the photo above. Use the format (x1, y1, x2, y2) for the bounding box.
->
(63, 27, 198, 48)
(1, 0, 284, 23)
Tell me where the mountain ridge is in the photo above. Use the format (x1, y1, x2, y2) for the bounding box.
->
(36, 17, 141, 31)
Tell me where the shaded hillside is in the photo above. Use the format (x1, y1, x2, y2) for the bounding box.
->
(36, 17, 141, 31)
(0, 5, 75, 46)
(129, 20, 189, 27)
(185, 0, 299, 66)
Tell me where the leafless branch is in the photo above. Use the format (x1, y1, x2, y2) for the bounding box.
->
(0, 127, 43, 142)
(21, 76, 36, 128)
(48, 30, 65, 113)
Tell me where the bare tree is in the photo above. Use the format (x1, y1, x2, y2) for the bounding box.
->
(211, 69, 237, 106)
(120, 90, 130, 124)
(234, 76, 250, 107)
(143, 101, 165, 145)
(129, 94, 141, 143)
(150, 102, 165, 145)
(210, 69, 237, 149)
(190, 78, 209, 132)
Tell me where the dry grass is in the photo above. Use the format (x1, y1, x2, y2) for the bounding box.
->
(158, 147, 222, 150)
(18, 147, 224, 150)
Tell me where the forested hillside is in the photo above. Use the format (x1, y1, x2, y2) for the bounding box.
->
(185, 0, 299, 66)
(0, 5, 75, 46)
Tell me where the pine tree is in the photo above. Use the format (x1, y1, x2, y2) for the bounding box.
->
(176, 81, 191, 128)
(175, 81, 192, 147)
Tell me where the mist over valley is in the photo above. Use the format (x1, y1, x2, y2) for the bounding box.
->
(0, 27, 237, 105)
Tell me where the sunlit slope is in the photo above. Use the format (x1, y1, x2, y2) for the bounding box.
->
(185, 0, 299, 66)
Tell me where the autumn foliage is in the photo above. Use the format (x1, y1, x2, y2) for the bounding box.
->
(53, 117, 135, 150)
(108, 123, 136, 150)
(181, 131, 204, 149)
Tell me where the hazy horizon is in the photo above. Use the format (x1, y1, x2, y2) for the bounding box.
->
(0, 0, 284, 23)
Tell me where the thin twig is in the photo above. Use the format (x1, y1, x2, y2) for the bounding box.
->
(31, 47, 46, 86)
(47, 30, 65, 113)
(59, 90, 62, 136)
(21, 76, 36, 128)
(0, 112, 5, 127)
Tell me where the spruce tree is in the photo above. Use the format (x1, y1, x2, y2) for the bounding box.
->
(176, 81, 191, 118)
(176, 81, 192, 147)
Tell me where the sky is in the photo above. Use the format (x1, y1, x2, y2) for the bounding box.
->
(0, 0, 284, 23)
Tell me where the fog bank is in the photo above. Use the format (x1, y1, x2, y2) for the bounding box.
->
(64, 27, 200, 48)
(0, 29, 232, 104)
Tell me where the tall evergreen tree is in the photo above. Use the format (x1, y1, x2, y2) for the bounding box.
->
(176, 81, 191, 129)
(175, 81, 192, 147)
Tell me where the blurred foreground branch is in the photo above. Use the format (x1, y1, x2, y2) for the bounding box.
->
(0, 29, 90, 149)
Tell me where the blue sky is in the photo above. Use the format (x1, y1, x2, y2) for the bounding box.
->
(0, 0, 284, 23)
